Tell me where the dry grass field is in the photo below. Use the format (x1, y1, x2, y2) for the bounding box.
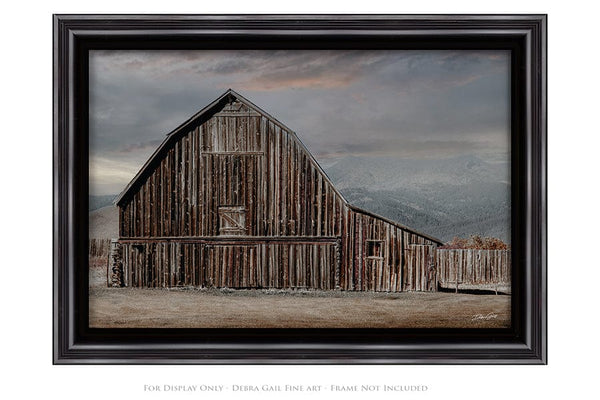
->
(89, 261, 510, 329)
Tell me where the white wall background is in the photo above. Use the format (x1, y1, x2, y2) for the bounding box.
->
(1, 1, 595, 399)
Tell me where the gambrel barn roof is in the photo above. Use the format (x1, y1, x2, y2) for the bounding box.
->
(114, 89, 442, 245)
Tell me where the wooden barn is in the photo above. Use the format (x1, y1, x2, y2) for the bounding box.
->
(111, 89, 443, 292)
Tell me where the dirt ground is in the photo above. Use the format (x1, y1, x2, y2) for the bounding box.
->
(89, 262, 510, 329)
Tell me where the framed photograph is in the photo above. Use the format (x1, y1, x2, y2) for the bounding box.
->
(53, 14, 546, 364)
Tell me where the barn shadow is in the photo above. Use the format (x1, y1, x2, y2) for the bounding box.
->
(436, 285, 510, 295)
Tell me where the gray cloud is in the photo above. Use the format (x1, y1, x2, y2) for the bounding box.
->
(116, 139, 164, 154)
(89, 50, 510, 195)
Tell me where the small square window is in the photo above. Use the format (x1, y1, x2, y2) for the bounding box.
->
(366, 240, 384, 259)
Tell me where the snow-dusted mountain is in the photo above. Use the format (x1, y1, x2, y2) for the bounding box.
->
(323, 154, 510, 243)
(90, 154, 511, 243)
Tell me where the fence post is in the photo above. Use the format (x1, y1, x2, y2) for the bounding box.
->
(454, 250, 459, 293)
(455, 274, 459, 293)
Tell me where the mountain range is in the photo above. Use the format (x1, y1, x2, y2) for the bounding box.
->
(89, 154, 510, 243)
(323, 154, 510, 243)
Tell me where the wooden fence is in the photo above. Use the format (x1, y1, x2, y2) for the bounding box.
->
(436, 249, 511, 294)
(89, 238, 111, 258)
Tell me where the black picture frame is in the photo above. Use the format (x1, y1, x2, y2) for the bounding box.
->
(53, 14, 547, 364)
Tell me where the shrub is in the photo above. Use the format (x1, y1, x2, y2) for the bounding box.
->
(440, 235, 509, 250)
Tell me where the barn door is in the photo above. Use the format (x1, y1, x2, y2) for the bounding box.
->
(404, 244, 436, 291)
(365, 240, 384, 291)
(204, 244, 258, 289)
(128, 243, 153, 288)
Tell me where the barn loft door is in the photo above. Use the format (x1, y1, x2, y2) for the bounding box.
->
(218, 206, 246, 235)
(201, 153, 262, 236)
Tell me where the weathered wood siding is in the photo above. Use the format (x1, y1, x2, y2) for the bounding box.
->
(340, 209, 438, 292)
(119, 100, 346, 239)
(437, 249, 511, 293)
(120, 239, 338, 289)
(404, 244, 436, 291)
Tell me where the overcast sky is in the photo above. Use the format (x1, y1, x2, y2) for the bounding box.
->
(89, 50, 510, 195)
